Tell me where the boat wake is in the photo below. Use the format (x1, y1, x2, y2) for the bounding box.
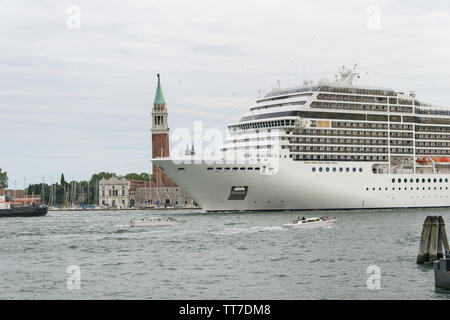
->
(113, 224, 131, 229)
(218, 225, 286, 236)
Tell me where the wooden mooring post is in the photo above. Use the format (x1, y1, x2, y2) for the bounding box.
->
(417, 216, 450, 264)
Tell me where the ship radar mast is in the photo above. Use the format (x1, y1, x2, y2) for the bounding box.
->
(333, 64, 359, 87)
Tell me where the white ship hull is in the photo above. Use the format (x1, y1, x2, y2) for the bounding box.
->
(151, 66, 450, 212)
(153, 158, 450, 212)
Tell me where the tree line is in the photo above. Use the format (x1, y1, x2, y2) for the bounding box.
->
(9, 171, 150, 206)
(0, 168, 7, 189)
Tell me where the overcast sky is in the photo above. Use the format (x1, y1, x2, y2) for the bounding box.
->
(2, 0, 450, 187)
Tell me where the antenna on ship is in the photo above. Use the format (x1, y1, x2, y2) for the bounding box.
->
(334, 64, 359, 86)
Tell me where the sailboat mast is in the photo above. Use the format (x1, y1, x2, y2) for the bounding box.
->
(24, 177, 27, 207)
(41, 177, 44, 205)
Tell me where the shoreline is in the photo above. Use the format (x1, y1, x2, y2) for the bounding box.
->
(48, 207, 201, 212)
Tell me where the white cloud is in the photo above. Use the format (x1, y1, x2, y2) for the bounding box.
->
(2, 0, 450, 186)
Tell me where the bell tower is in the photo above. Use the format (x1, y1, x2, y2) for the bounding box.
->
(152, 74, 169, 139)
(151, 74, 176, 187)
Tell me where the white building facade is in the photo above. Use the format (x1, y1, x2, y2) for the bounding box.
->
(99, 177, 130, 208)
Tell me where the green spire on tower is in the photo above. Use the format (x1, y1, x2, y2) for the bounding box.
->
(154, 73, 166, 105)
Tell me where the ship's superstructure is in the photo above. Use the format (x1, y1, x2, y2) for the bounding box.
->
(153, 66, 450, 211)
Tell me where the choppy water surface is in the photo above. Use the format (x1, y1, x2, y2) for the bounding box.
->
(0, 208, 449, 299)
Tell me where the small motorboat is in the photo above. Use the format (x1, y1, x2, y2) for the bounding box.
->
(130, 217, 185, 227)
(282, 216, 336, 229)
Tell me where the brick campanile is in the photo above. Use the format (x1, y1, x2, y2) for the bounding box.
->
(151, 74, 176, 187)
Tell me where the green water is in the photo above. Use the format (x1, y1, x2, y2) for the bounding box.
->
(0, 208, 449, 299)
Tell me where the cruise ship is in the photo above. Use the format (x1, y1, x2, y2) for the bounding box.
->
(152, 65, 450, 211)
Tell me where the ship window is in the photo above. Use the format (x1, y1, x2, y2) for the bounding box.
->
(352, 167, 356, 172)
(422, 178, 425, 183)
(428, 178, 431, 183)
(404, 178, 407, 183)
(410, 178, 413, 183)
(434, 178, 437, 183)
(359, 168, 363, 172)
(333, 167, 337, 172)
(440, 178, 443, 183)
(240, 167, 245, 170)
(326, 167, 330, 172)
(319, 167, 323, 172)
(312, 167, 316, 172)
(416, 178, 419, 183)
(392, 178, 395, 183)
(339, 168, 343, 172)
(346, 168, 350, 172)
(247, 167, 254, 170)
(446, 178, 449, 183)
(398, 178, 401, 183)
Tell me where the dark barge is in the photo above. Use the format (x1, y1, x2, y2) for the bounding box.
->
(0, 206, 48, 218)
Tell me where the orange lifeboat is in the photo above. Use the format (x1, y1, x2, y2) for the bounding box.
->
(416, 157, 431, 165)
(431, 157, 450, 163)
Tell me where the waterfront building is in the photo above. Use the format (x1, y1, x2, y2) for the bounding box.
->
(97, 176, 197, 208)
(3, 189, 41, 206)
(98, 176, 130, 208)
(128, 179, 149, 207)
(134, 185, 195, 207)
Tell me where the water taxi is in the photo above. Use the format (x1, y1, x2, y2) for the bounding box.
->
(282, 216, 336, 229)
(130, 217, 185, 227)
